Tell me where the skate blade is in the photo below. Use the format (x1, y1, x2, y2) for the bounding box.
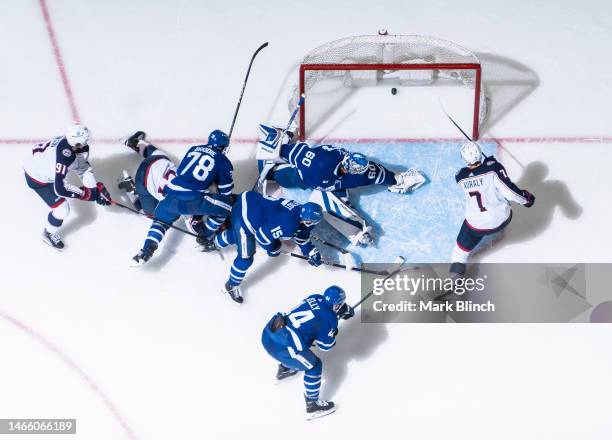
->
(129, 258, 146, 268)
(41, 237, 64, 252)
(274, 372, 299, 385)
(306, 407, 336, 421)
(221, 289, 244, 306)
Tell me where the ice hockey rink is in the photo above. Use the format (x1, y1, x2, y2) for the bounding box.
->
(2, 0, 612, 438)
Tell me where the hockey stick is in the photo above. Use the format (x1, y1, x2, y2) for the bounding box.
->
(311, 236, 357, 271)
(111, 199, 199, 238)
(351, 256, 406, 310)
(287, 252, 390, 276)
(438, 98, 473, 142)
(228, 42, 269, 142)
(253, 93, 305, 190)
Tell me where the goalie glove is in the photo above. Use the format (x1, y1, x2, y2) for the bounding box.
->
(388, 168, 426, 194)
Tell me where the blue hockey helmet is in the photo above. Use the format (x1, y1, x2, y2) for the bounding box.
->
(323, 285, 346, 312)
(300, 202, 323, 226)
(208, 130, 230, 151)
(341, 152, 368, 174)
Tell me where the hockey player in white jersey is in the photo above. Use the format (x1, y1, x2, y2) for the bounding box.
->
(116, 131, 204, 236)
(450, 142, 535, 275)
(23, 124, 112, 250)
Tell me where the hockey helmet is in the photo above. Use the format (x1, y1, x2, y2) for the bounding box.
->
(208, 130, 230, 151)
(460, 141, 482, 165)
(66, 124, 90, 147)
(341, 152, 368, 174)
(323, 285, 346, 313)
(300, 202, 323, 226)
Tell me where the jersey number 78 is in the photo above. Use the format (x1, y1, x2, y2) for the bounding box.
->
(181, 152, 215, 181)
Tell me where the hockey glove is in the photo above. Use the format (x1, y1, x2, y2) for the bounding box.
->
(95, 182, 112, 206)
(118, 175, 136, 193)
(523, 190, 535, 208)
(307, 248, 322, 267)
(267, 241, 282, 257)
(336, 303, 355, 320)
(78, 186, 96, 201)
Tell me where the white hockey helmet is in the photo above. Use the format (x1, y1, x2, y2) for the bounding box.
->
(66, 124, 90, 147)
(460, 141, 482, 165)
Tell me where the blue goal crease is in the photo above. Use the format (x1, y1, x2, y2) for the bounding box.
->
(283, 141, 498, 264)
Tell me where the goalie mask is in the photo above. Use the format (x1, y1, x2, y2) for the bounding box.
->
(323, 285, 346, 313)
(460, 141, 482, 165)
(341, 152, 368, 174)
(66, 124, 90, 148)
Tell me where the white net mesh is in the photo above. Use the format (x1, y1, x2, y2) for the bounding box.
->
(290, 34, 487, 137)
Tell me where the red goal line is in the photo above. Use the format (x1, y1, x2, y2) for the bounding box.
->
(0, 136, 611, 145)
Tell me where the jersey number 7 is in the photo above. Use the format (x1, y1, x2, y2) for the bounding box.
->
(469, 191, 487, 212)
(181, 152, 215, 181)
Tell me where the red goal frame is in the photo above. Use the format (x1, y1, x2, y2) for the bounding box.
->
(298, 63, 482, 141)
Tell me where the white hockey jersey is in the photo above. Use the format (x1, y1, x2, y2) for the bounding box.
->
(455, 157, 528, 231)
(24, 136, 96, 198)
(143, 151, 176, 201)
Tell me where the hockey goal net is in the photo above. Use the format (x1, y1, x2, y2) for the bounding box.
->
(290, 34, 487, 141)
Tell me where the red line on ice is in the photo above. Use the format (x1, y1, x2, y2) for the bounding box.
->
(1, 136, 611, 145)
(39, 0, 80, 123)
(0, 310, 138, 440)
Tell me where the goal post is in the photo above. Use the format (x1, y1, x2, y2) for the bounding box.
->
(291, 34, 487, 141)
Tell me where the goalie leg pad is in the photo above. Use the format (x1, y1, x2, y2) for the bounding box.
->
(308, 190, 373, 246)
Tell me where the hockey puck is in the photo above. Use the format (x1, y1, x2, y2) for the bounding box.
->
(391, 87, 397, 95)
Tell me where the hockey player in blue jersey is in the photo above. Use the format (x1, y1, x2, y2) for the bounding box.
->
(256, 125, 426, 245)
(131, 130, 235, 265)
(117, 131, 204, 235)
(261, 285, 355, 420)
(450, 141, 535, 276)
(214, 191, 324, 304)
(23, 124, 112, 250)
(256, 125, 426, 195)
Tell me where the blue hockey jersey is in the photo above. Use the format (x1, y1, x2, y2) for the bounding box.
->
(279, 142, 393, 191)
(165, 144, 234, 199)
(236, 191, 314, 253)
(281, 294, 339, 352)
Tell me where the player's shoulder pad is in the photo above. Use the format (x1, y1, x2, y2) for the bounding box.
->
(455, 166, 471, 182)
(56, 139, 75, 163)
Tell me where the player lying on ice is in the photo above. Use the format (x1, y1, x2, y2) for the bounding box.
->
(117, 131, 207, 237)
(131, 130, 235, 265)
(213, 191, 324, 304)
(24, 124, 112, 250)
(261, 285, 354, 420)
(255, 124, 426, 246)
(450, 141, 535, 276)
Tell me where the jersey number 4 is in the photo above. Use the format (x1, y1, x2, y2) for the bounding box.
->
(469, 191, 487, 212)
(288, 310, 314, 328)
(181, 152, 215, 181)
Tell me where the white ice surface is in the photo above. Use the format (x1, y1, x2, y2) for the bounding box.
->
(1, 0, 612, 439)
